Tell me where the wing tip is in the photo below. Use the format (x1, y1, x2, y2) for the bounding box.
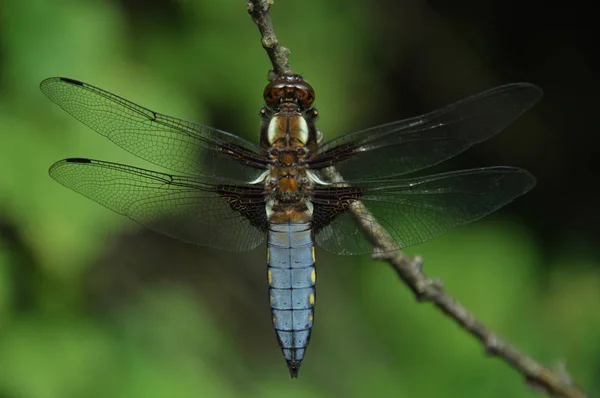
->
(506, 82, 544, 103)
(58, 77, 84, 86)
(48, 158, 93, 177)
(64, 157, 92, 164)
(483, 166, 537, 193)
(519, 168, 537, 193)
(40, 77, 84, 91)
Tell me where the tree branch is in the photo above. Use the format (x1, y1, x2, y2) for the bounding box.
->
(372, 252, 588, 398)
(247, 2, 591, 397)
(247, 0, 293, 80)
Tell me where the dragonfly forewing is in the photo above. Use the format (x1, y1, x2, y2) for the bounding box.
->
(41, 77, 270, 181)
(309, 83, 542, 181)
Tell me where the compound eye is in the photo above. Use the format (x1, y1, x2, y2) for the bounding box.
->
(264, 86, 283, 108)
(263, 76, 316, 109)
(297, 87, 315, 109)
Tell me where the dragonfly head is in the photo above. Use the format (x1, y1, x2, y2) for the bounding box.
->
(263, 75, 315, 111)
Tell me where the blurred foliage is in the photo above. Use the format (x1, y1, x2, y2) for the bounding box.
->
(0, 0, 598, 397)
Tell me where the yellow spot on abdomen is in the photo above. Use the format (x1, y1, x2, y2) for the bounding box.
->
(311, 246, 315, 263)
(309, 292, 315, 305)
(310, 269, 316, 284)
(270, 295, 274, 305)
(272, 316, 277, 325)
(267, 248, 270, 264)
(268, 269, 273, 284)
(308, 313, 313, 324)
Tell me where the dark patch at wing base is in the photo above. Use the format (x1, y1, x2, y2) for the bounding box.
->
(218, 185, 267, 230)
(311, 186, 363, 232)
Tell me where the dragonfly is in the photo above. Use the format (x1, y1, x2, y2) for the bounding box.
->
(42, 75, 541, 377)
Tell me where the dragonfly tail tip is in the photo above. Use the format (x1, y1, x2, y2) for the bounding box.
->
(288, 362, 300, 378)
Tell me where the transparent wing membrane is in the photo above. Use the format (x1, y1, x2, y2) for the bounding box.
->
(41, 77, 268, 181)
(313, 167, 535, 255)
(309, 83, 542, 180)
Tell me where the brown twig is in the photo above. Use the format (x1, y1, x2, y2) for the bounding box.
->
(247, 2, 591, 397)
(247, 0, 293, 80)
(372, 252, 588, 398)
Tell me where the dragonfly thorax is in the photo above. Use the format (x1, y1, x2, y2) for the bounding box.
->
(265, 165, 313, 203)
(267, 114, 309, 148)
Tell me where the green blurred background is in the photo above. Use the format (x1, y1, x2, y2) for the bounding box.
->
(0, 0, 598, 397)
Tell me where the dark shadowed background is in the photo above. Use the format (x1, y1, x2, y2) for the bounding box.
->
(0, 1, 598, 397)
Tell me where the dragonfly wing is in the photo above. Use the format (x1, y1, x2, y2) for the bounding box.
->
(312, 167, 535, 255)
(49, 158, 267, 251)
(308, 83, 542, 180)
(41, 77, 268, 180)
